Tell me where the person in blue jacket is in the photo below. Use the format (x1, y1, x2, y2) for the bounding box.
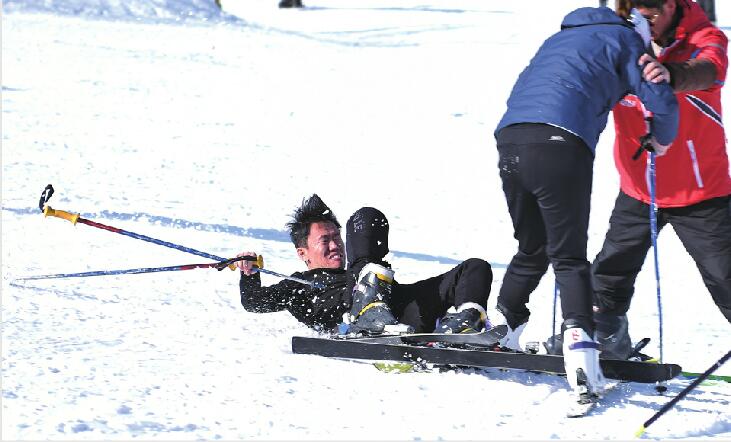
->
(491, 6, 678, 405)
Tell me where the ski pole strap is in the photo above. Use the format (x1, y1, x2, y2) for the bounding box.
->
(39, 184, 54, 212)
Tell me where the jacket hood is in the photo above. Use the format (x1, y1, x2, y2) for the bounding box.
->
(561, 7, 630, 30)
(673, 0, 713, 41)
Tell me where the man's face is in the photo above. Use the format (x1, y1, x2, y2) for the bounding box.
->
(297, 221, 345, 270)
(637, 0, 676, 43)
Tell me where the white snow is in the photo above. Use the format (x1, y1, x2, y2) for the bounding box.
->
(2, 0, 730, 439)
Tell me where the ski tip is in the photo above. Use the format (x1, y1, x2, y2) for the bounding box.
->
(681, 371, 731, 383)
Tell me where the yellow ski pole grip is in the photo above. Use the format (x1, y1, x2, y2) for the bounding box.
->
(227, 254, 264, 271)
(43, 206, 80, 225)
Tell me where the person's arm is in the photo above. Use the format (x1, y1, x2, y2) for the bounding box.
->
(621, 36, 679, 147)
(666, 58, 718, 91)
(235, 250, 283, 312)
(240, 272, 289, 313)
(670, 27, 727, 91)
(642, 28, 728, 92)
(240, 268, 349, 330)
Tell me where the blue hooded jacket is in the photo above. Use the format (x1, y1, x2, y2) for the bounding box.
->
(495, 7, 678, 154)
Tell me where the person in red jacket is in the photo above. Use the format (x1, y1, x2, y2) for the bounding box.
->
(592, 0, 731, 358)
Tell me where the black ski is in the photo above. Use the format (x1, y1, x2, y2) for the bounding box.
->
(338, 325, 507, 347)
(291, 336, 681, 383)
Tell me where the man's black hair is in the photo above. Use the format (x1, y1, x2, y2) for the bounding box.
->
(631, 0, 666, 8)
(285, 194, 341, 248)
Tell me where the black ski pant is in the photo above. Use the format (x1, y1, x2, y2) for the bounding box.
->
(346, 207, 493, 333)
(593, 191, 731, 323)
(496, 123, 595, 334)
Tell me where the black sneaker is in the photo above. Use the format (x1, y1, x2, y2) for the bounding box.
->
(435, 307, 485, 334)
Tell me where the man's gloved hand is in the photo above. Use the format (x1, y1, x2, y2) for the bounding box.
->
(649, 136, 671, 156)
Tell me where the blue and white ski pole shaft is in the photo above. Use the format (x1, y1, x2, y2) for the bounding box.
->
(632, 110, 666, 392)
(36, 185, 323, 288)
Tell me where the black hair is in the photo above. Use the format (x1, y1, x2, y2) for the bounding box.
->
(631, 0, 666, 8)
(285, 194, 341, 248)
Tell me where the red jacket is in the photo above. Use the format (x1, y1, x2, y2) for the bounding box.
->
(612, 0, 731, 208)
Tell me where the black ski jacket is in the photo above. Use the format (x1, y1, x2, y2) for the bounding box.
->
(239, 268, 349, 331)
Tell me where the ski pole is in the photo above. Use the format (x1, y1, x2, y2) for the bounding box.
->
(635, 349, 731, 437)
(632, 111, 665, 391)
(18, 254, 320, 287)
(647, 150, 664, 368)
(16, 255, 262, 281)
(37, 185, 323, 288)
(39, 185, 225, 263)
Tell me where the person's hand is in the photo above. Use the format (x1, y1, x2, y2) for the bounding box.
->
(649, 136, 671, 156)
(235, 251, 259, 276)
(639, 53, 671, 84)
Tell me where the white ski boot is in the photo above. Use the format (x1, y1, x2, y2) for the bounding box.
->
(490, 305, 527, 351)
(563, 325, 606, 417)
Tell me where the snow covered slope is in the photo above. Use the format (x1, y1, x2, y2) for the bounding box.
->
(2, 0, 729, 439)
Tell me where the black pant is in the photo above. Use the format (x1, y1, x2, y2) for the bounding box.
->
(346, 207, 493, 333)
(391, 258, 493, 332)
(496, 124, 595, 333)
(593, 191, 731, 322)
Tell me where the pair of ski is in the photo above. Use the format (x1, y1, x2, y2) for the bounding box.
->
(291, 325, 682, 416)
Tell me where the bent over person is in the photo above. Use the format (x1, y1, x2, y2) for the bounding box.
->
(491, 6, 678, 401)
(236, 194, 494, 335)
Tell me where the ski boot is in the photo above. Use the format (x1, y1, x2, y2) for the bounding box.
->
(563, 322, 606, 416)
(490, 303, 528, 351)
(544, 312, 632, 359)
(595, 312, 632, 360)
(435, 303, 487, 334)
(347, 263, 412, 335)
